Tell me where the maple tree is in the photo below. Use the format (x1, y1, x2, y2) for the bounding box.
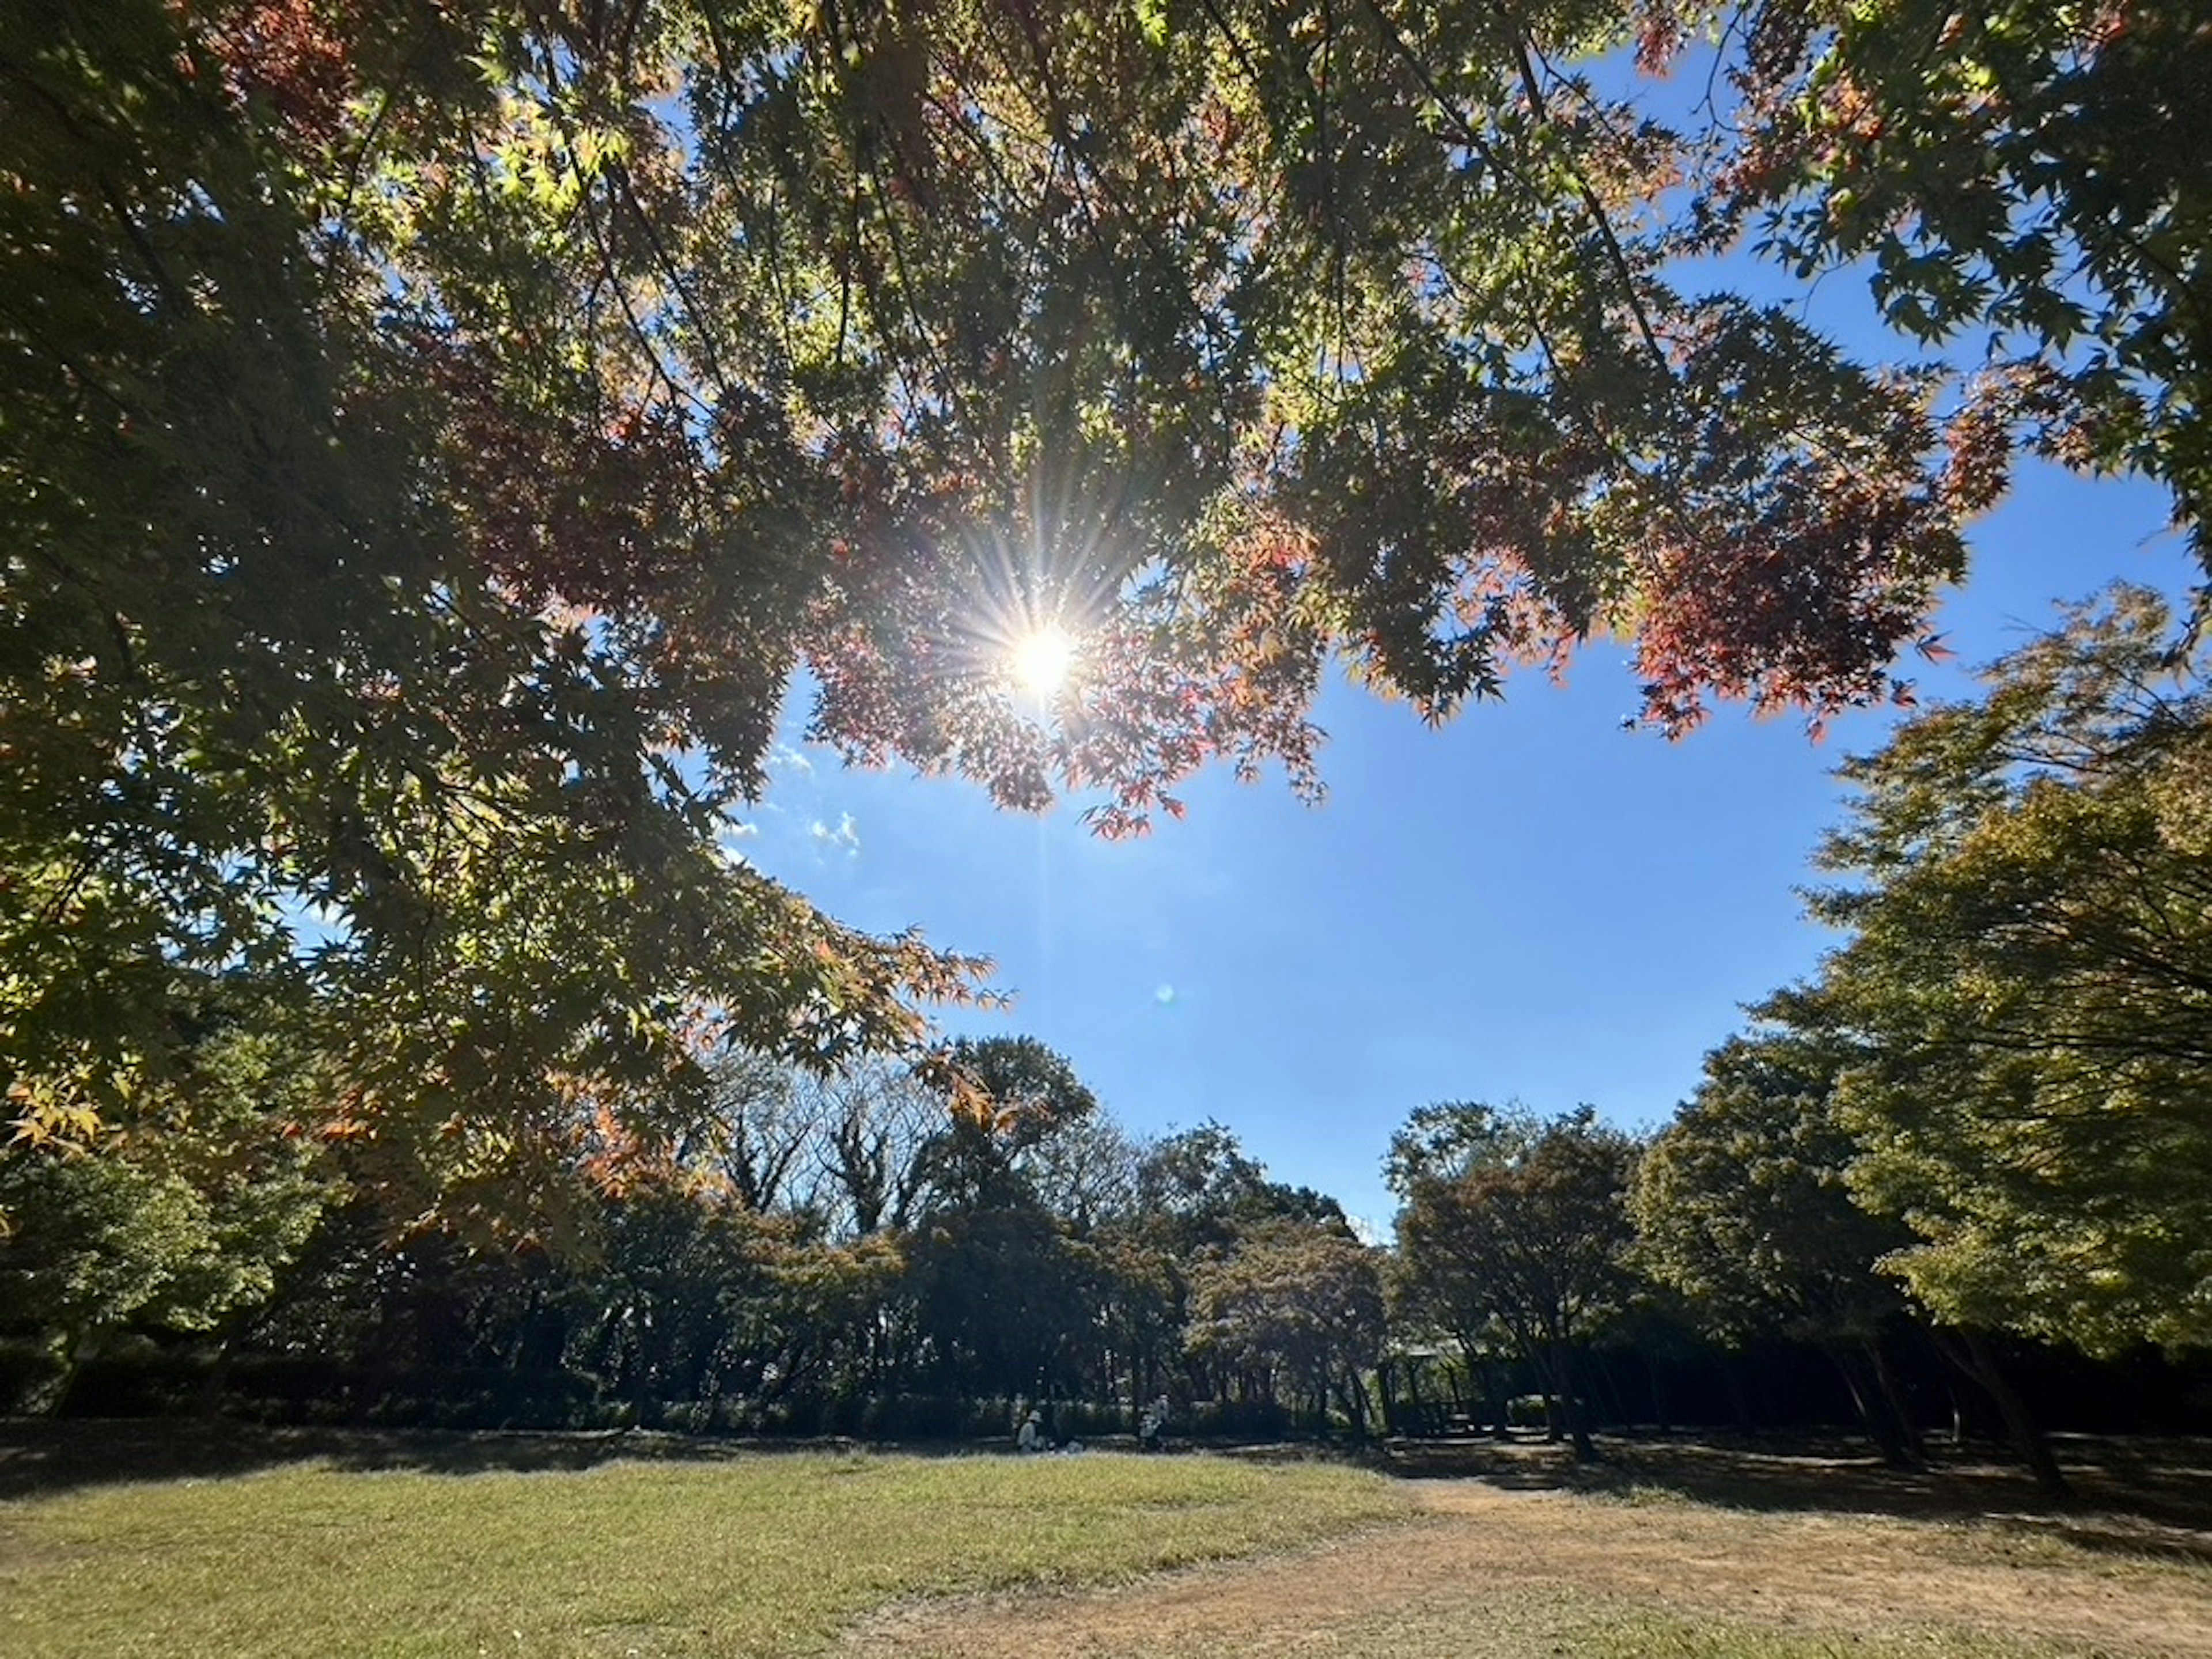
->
(5, 0, 2202, 1203)
(1184, 1218, 1387, 1437)
(0, 979, 334, 1405)
(1703, 0, 2212, 555)
(1633, 1031, 1927, 1468)
(1794, 585, 2212, 1359)
(1391, 1104, 1639, 1459)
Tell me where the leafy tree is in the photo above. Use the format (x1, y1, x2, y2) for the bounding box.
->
(1385, 1100, 1524, 1199)
(1392, 1105, 1638, 1459)
(1138, 1122, 1346, 1240)
(1702, 0, 2212, 550)
(907, 1197, 1092, 1398)
(1138, 1124, 1275, 1233)
(559, 1179, 908, 1427)
(0, 998, 334, 1404)
(748, 1224, 912, 1415)
(1185, 1219, 1386, 1437)
(1, 0, 985, 1198)
(895, 1037, 1104, 1395)
(1382, 1100, 1533, 1437)
(562, 1178, 753, 1425)
(9, 0, 2100, 1200)
(1096, 1122, 1346, 1408)
(907, 1036, 1098, 1208)
(1633, 1031, 1926, 1467)
(1801, 585, 2212, 1357)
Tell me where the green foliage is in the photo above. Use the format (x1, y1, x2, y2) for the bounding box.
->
(1633, 1031, 1910, 1344)
(1710, 1, 2212, 551)
(9, 0, 2210, 1281)
(1798, 585, 2212, 1353)
(1631, 1029, 1934, 1466)
(1142, 1120, 1349, 1240)
(1393, 1108, 1639, 1343)
(907, 1197, 1090, 1395)
(1185, 1219, 1387, 1431)
(0, 0, 984, 1201)
(912, 1035, 1103, 1211)
(1392, 1105, 1639, 1452)
(1384, 1100, 1536, 1199)
(0, 997, 334, 1393)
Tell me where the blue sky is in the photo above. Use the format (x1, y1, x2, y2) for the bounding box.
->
(737, 462, 2191, 1235)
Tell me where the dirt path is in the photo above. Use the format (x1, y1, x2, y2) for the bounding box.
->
(841, 1479, 2212, 1658)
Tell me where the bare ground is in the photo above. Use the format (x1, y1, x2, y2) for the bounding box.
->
(840, 1438, 2212, 1658)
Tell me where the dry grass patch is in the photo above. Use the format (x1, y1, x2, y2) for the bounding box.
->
(844, 1441, 2212, 1659)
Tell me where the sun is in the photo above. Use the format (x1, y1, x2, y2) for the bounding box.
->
(1009, 621, 1076, 698)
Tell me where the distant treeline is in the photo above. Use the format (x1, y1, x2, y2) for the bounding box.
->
(5, 1044, 2207, 1475)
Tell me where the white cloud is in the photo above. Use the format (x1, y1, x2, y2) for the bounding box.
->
(717, 818, 762, 866)
(809, 812, 861, 855)
(770, 743, 816, 777)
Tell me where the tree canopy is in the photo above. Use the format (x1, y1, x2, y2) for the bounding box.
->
(1391, 1104, 1638, 1457)
(6, 0, 2206, 1198)
(1633, 1028, 1931, 1466)
(1793, 585, 2212, 1355)
(1185, 1218, 1385, 1435)
(1634, 1031, 1910, 1349)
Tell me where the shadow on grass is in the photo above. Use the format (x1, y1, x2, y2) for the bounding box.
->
(9, 1418, 2212, 1570)
(0, 1419, 988, 1503)
(1380, 1431, 2212, 1565)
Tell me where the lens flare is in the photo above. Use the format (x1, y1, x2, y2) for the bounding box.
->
(1010, 622, 1076, 697)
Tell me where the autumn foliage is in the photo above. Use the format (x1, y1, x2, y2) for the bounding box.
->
(5, 0, 2205, 1199)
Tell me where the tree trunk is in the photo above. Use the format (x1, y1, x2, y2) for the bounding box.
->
(1864, 1338, 1927, 1470)
(195, 1338, 233, 1421)
(1720, 1355, 1756, 1433)
(1931, 1327, 2069, 1499)
(1338, 1366, 1370, 1441)
(1549, 1341, 1599, 1461)
(1642, 1347, 1671, 1435)
(1944, 1377, 1971, 1446)
(1590, 1347, 1630, 1433)
(1824, 1342, 1914, 1470)
(35, 1331, 78, 1417)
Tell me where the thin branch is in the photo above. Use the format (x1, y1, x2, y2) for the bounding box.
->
(1499, 16, 1668, 373)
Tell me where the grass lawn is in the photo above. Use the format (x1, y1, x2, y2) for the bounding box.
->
(7, 1431, 2211, 1659)
(0, 1440, 1410, 1658)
